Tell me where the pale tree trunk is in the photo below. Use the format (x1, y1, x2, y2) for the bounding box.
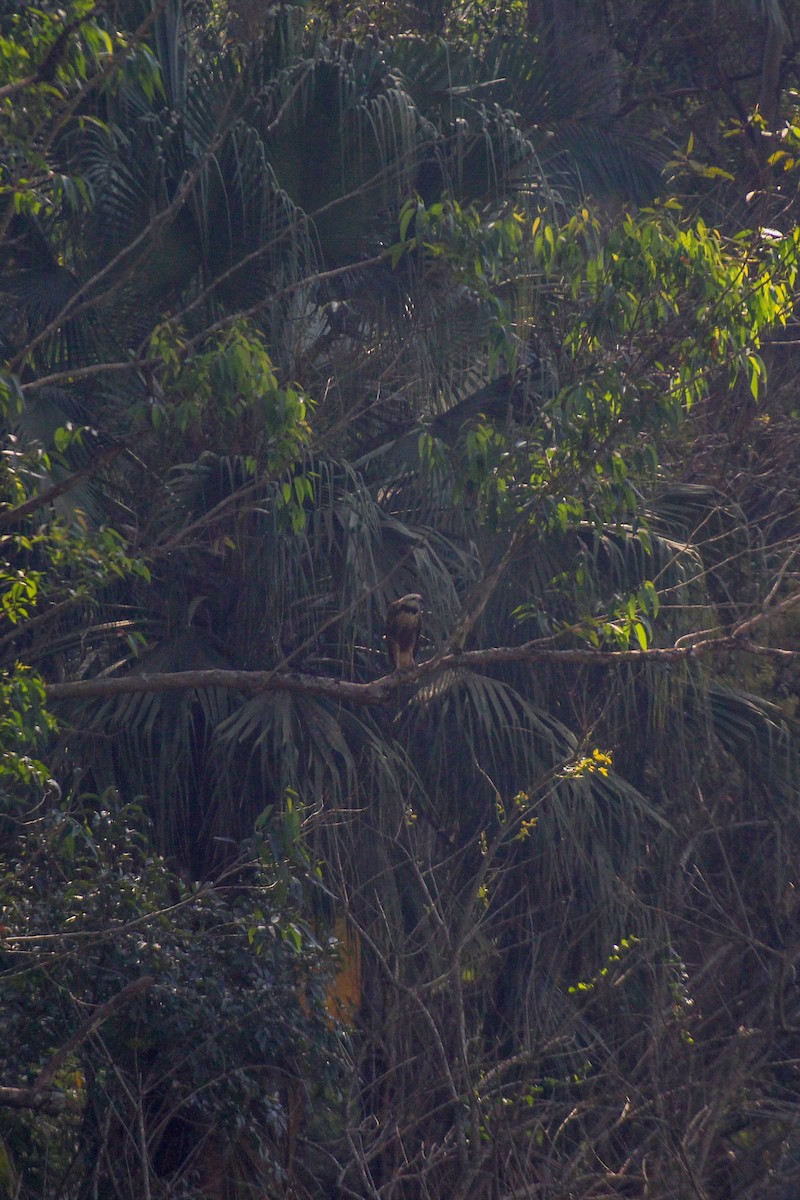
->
(759, 6, 787, 130)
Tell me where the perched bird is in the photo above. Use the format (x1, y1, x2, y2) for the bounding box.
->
(384, 594, 423, 671)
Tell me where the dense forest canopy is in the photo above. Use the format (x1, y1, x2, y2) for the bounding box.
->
(3, 1, 800, 1197)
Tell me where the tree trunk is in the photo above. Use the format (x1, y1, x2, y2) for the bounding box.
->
(759, 10, 786, 130)
(527, 0, 621, 115)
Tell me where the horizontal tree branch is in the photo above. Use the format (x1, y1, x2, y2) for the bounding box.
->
(0, 1084, 73, 1115)
(732, 586, 800, 639)
(43, 634, 795, 707)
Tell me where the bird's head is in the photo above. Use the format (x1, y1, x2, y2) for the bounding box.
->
(396, 593, 422, 613)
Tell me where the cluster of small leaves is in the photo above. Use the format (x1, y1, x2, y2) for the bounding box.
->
(146, 320, 315, 526)
(1, 508, 149, 631)
(538, 206, 797, 454)
(498, 788, 539, 841)
(0, 382, 150, 636)
(254, 789, 326, 929)
(662, 946, 697, 1043)
(0, 799, 342, 1197)
(394, 197, 527, 361)
(0, 1, 116, 89)
(567, 934, 640, 994)
(396, 197, 528, 287)
(410, 200, 799, 561)
(761, 100, 800, 216)
(0, 1, 132, 215)
(0, 667, 57, 802)
(574, 580, 661, 650)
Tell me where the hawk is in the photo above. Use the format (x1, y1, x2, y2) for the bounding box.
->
(385, 593, 422, 671)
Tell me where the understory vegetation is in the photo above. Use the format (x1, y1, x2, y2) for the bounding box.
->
(3, 1, 800, 1196)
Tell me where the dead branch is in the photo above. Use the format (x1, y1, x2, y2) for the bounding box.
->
(0, 976, 155, 1115)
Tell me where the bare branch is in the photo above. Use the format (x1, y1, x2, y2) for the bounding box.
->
(33, 976, 155, 1094)
(42, 630, 800, 706)
(731, 586, 800, 640)
(0, 977, 155, 1115)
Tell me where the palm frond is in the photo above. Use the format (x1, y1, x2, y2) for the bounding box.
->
(709, 682, 800, 802)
